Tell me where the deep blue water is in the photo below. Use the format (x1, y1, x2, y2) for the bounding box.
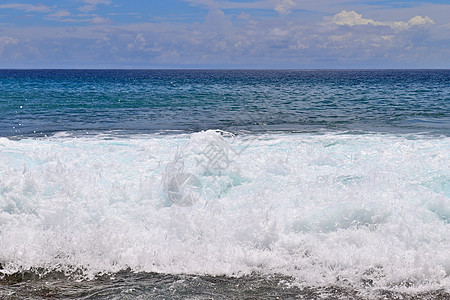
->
(1, 69, 449, 137)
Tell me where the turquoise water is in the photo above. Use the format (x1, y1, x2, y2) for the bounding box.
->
(0, 70, 449, 299)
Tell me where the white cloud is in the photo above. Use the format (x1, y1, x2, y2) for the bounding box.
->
(203, 8, 233, 34)
(84, 0, 112, 4)
(79, 0, 112, 13)
(328, 32, 352, 42)
(274, 0, 295, 14)
(0, 36, 18, 54)
(79, 5, 96, 13)
(47, 10, 71, 19)
(270, 27, 289, 37)
(127, 33, 147, 51)
(393, 16, 435, 30)
(0, 3, 51, 13)
(184, 0, 217, 8)
(90, 16, 112, 24)
(332, 11, 376, 26)
(237, 12, 250, 20)
(157, 49, 180, 63)
(331, 10, 434, 31)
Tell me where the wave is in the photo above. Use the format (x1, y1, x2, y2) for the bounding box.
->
(0, 130, 449, 296)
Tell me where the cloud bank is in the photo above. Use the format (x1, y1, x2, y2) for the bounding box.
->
(331, 10, 434, 31)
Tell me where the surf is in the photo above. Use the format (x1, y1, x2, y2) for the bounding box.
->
(1, 130, 449, 297)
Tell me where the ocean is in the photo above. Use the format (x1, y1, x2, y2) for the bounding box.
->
(0, 70, 449, 299)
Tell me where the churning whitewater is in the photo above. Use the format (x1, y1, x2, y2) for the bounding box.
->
(1, 130, 449, 295)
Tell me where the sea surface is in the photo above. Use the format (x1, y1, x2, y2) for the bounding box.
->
(0, 70, 449, 299)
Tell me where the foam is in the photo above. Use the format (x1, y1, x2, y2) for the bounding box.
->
(0, 131, 449, 294)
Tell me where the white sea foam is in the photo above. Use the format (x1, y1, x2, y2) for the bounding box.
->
(0, 130, 449, 295)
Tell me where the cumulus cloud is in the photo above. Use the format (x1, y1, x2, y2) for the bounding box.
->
(393, 16, 435, 30)
(204, 8, 232, 33)
(269, 27, 289, 37)
(332, 11, 376, 26)
(331, 10, 434, 31)
(0, 36, 18, 55)
(124, 33, 181, 64)
(127, 33, 147, 51)
(316, 10, 441, 66)
(274, 0, 296, 14)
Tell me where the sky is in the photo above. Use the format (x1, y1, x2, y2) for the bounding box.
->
(0, 0, 449, 69)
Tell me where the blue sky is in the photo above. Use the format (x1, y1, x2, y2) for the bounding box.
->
(0, 0, 449, 68)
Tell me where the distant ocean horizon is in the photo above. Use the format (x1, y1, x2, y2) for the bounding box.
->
(1, 69, 449, 299)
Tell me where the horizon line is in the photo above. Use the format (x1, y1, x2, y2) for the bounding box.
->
(1, 68, 449, 71)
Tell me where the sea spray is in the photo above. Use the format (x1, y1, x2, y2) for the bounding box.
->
(1, 131, 449, 296)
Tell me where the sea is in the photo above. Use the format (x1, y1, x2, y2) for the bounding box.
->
(0, 69, 449, 299)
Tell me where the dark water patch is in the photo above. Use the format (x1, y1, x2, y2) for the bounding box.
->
(1, 270, 448, 299)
